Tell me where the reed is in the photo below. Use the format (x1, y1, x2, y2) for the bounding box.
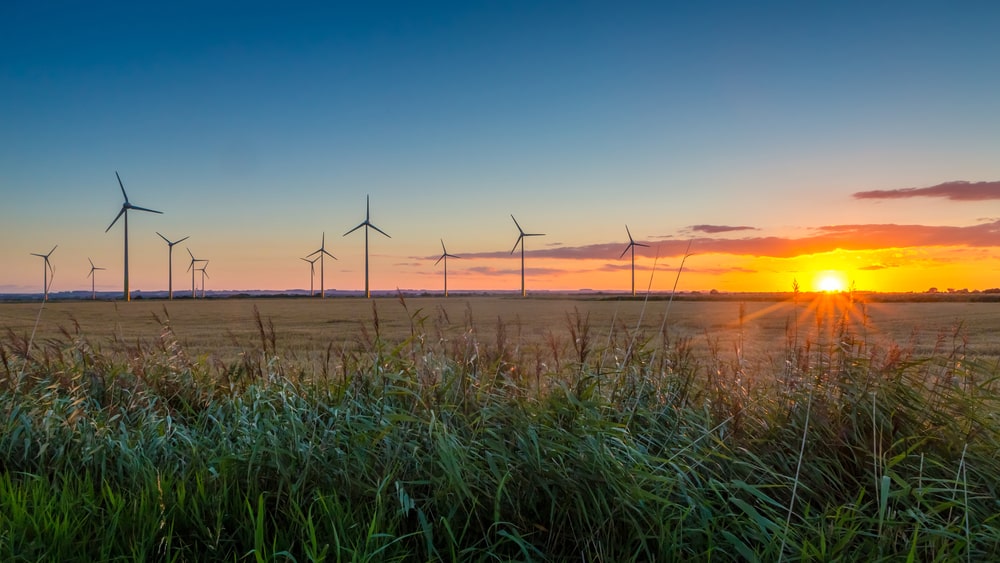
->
(1, 293, 998, 561)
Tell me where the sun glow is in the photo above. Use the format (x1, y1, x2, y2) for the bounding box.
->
(814, 271, 848, 293)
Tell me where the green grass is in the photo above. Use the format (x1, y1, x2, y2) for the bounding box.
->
(1, 295, 999, 561)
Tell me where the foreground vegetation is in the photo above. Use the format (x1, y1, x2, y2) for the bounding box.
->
(1, 295, 999, 561)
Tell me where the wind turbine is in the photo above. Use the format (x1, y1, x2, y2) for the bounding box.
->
(434, 239, 460, 297)
(620, 225, 650, 297)
(157, 232, 189, 300)
(306, 233, 336, 298)
(186, 249, 207, 298)
(301, 256, 319, 297)
(30, 246, 57, 301)
(510, 215, 544, 297)
(197, 264, 209, 298)
(87, 258, 106, 300)
(105, 171, 162, 302)
(343, 195, 390, 299)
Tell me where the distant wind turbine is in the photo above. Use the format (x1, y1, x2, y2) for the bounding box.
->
(434, 239, 460, 297)
(510, 215, 544, 297)
(620, 225, 649, 296)
(157, 232, 189, 300)
(87, 258, 106, 300)
(186, 249, 207, 298)
(301, 256, 319, 297)
(306, 233, 337, 298)
(105, 171, 162, 302)
(30, 245, 57, 301)
(343, 195, 390, 299)
(197, 264, 209, 298)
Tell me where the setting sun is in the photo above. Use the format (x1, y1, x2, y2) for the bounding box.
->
(815, 271, 848, 293)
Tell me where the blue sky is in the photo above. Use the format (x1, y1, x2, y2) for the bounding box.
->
(3, 1, 1000, 295)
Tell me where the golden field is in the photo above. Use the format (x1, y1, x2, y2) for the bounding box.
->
(3, 294, 999, 369)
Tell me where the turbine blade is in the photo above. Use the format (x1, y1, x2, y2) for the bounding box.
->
(448, 253, 460, 259)
(510, 235, 523, 254)
(440, 239, 446, 253)
(116, 171, 128, 203)
(510, 215, 524, 234)
(157, 232, 170, 243)
(49, 245, 57, 256)
(89, 257, 95, 268)
(619, 244, 631, 259)
(129, 204, 163, 214)
(369, 223, 390, 238)
(625, 224, 633, 243)
(307, 248, 322, 258)
(187, 248, 195, 260)
(322, 249, 337, 259)
(636, 242, 650, 248)
(105, 207, 126, 232)
(435, 255, 444, 265)
(525, 232, 545, 237)
(175, 236, 190, 244)
(343, 222, 365, 236)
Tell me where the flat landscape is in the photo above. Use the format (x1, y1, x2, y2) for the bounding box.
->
(3, 294, 1000, 367)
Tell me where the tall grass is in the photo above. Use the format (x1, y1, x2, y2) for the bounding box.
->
(1, 294, 999, 561)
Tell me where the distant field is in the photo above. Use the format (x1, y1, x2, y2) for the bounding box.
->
(3, 295, 999, 367)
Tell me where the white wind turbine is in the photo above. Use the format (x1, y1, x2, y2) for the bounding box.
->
(105, 171, 162, 302)
(186, 249, 207, 298)
(30, 245, 57, 301)
(435, 239, 460, 297)
(157, 232, 189, 300)
(87, 258, 106, 300)
(306, 233, 336, 298)
(301, 256, 319, 297)
(343, 195, 390, 299)
(510, 215, 544, 297)
(620, 225, 650, 297)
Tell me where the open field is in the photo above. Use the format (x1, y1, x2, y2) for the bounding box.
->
(3, 292, 1000, 560)
(3, 294, 1000, 367)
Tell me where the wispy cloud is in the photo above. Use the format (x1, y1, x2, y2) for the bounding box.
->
(454, 221, 1000, 261)
(688, 224, 757, 234)
(853, 180, 1000, 201)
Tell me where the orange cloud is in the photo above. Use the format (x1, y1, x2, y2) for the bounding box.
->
(454, 221, 1000, 261)
(853, 180, 1000, 201)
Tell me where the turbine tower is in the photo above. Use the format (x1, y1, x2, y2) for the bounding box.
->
(510, 215, 544, 297)
(105, 171, 162, 302)
(157, 232, 189, 300)
(620, 225, 649, 297)
(30, 246, 57, 301)
(186, 249, 207, 298)
(301, 256, 319, 297)
(343, 195, 390, 299)
(306, 233, 336, 298)
(87, 258, 106, 300)
(434, 239, 460, 297)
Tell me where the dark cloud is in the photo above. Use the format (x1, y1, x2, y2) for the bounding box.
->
(853, 180, 1000, 201)
(689, 224, 757, 234)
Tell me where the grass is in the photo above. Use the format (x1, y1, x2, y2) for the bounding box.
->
(1, 292, 999, 560)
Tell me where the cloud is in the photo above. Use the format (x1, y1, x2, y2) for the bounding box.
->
(448, 221, 1000, 262)
(688, 224, 757, 234)
(853, 180, 1000, 201)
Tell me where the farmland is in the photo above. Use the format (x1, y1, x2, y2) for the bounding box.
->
(2, 293, 999, 560)
(4, 294, 1000, 367)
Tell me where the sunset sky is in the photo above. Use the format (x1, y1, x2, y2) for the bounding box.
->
(3, 1, 1000, 296)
